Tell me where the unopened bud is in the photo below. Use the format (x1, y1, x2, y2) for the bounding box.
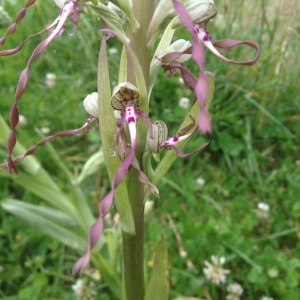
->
(83, 92, 99, 118)
(173, 0, 217, 28)
(166, 39, 192, 63)
(147, 121, 169, 154)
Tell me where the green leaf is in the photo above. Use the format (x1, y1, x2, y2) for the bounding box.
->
(87, 2, 126, 38)
(147, 0, 174, 47)
(0, 115, 59, 189)
(7, 172, 80, 218)
(144, 235, 169, 300)
(1, 199, 87, 250)
(92, 252, 123, 300)
(111, 0, 140, 32)
(77, 148, 105, 183)
(149, 19, 176, 96)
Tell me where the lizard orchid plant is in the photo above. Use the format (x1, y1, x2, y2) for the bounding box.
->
(0, 0, 259, 298)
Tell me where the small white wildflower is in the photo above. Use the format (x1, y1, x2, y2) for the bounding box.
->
(72, 278, 96, 300)
(196, 177, 205, 186)
(18, 115, 28, 127)
(39, 127, 50, 134)
(203, 255, 230, 284)
(267, 267, 279, 278)
(255, 202, 270, 219)
(45, 73, 57, 87)
(178, 77, 185, 85)
(179, 248, 187, 258)
(108, 47, 118, 55)
(261, 297, 274, 300)
(178, 97, 190, 109)
(226, 282, 243, 300)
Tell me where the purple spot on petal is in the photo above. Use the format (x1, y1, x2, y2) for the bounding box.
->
(173, 136, 179, 142)
(203, 35, 210, 42)
(127, 117, 135, 123)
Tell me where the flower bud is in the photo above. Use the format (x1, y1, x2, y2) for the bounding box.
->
(45, 73, 57, 87)
(173, 0, 217, 28)
(163, 39, 192, 64)
(147, 121, 169, 154)
(111, 82, 139, 110)
(53, 0, 65, 9)
(107, 2, 125, 20)
(83, 92, 99, 118)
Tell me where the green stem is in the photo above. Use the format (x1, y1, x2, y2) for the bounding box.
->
(122, 1, 155, 299)
(122, 171, 145, 300)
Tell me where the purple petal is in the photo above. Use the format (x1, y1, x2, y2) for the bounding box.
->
(168, 140, 210, 158)
(1, 118, 97, 173)
(172, 0, 210, 133)
(0, 0, 36, 47)
(212, 39, 260, 66)
(131, 158, 159, 197)
(198, 109, 212, 134)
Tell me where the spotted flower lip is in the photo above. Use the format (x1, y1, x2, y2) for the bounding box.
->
(172, 0, 217, 28)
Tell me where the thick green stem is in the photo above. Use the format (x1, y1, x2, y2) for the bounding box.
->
(122, 171, 145, 300)
(122, 1, 155, 299)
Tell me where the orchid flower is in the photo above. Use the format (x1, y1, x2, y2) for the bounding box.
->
(147, 117, 209, 159)
(73, 82, 159, 275)
(169, 0, 260, 134)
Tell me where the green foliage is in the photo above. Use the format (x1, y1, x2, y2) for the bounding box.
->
(0, 0, 299, 299)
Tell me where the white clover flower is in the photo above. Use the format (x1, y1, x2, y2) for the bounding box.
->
(203, 255, 230, 284)
(45, 73, 57, 87)
(72, 278, 96, 300)
(39, 127, 50, 134)
(108, 47, 118, 55)
(226, 282, 243, 300)
(196, 177, 205, 186)
(255, 202, 270, 219)
(178, 97, 190, 109)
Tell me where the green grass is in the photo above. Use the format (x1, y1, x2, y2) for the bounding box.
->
(1, 0, 300, 299)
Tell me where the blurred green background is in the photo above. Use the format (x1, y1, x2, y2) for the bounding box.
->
(0, 0, 299, 299)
